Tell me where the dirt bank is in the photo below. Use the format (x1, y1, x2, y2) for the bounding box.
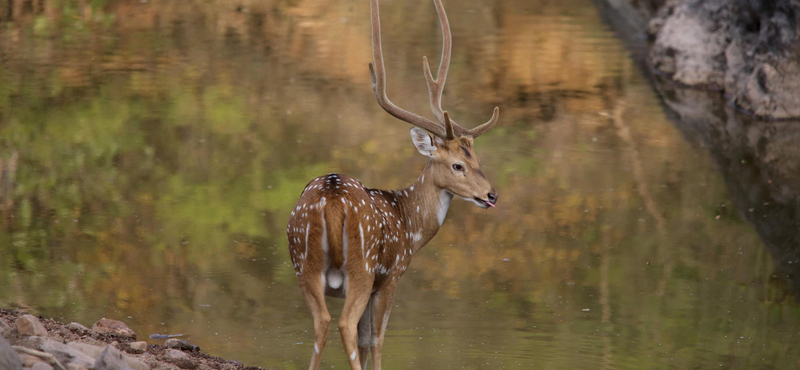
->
(0, 309, 264, 370)
(608, 0, 800, 120)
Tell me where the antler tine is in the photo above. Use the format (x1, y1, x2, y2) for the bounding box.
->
(369, 0, 447, 139)
(443, 111, 455, 140)
(467, 106, 500, 137)
(423, 0, 500, 138)
(422, 0, 451, 126)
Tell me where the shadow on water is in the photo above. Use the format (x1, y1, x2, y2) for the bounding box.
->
(657, 82, 800, 300)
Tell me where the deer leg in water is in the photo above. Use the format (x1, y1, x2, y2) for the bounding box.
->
(357, 297, 374, 369)
(368, 282, 397, 370)
(338, 277, 372, 370)
(300, 278, 331, 370)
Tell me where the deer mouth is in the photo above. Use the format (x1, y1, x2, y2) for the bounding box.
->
(474, 197, 495, 209)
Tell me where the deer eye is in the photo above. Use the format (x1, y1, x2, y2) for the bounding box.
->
(452, 163, 464, 171)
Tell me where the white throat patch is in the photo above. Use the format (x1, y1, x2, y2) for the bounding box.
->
(437, 190, 453, 226)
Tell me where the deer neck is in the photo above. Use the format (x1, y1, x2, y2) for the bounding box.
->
(395, 162, 453, 253)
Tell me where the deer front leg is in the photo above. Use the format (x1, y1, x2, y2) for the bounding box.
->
(368, 281, 397, 370)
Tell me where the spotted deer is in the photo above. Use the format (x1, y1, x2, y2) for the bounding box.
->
(286, 0, 499, 369)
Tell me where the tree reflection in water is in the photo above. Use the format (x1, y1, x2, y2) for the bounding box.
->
(0, 0, 799, 369)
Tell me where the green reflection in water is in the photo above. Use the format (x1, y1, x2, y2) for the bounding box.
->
(1, 0, 798, 369)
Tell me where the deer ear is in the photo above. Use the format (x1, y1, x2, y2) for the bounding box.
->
(410, 128, 437, 157)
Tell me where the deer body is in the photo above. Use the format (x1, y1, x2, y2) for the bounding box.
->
(288, 169, 447, 298)
(287, 1, 500, 369)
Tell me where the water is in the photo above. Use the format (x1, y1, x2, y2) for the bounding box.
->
(1, 0, 799, 369)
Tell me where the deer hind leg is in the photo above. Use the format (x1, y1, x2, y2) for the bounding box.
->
(300, 276, 331, 370)
(369, 283, 397, 370)
(338, 280, 371, 370)
(339, 218, 375, 369)
(357, 297, 374, 369)
(294, 211, 331, 370)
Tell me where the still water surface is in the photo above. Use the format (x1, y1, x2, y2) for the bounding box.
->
(1, 0, 799, 369)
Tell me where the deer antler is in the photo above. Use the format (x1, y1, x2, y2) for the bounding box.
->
(369, 0, 498, 140)
(369, 0, 453, 139)
(422, 0, 499, 138)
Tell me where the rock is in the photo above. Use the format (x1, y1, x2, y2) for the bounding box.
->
(164, 349, 197, 369)
(94, 346, 147, 370)
(128, 342, 147, 351)
(31, 362, 54, 370)
(40, 340, 95, 369)
(0, 335, 23, 370)
(16, 336, 45, 350)
(67, 322, 90, 334)
(0, 318, 11, 335)
(19, 353, 47, 367)
(164, 338, 200, 352)
(93, 346, 147, 370)
(645, 0, 800, 119)
(66, 364, 90, 370)
(66, 342, 105, 359)
(91, 319, 135, 339)
(15, 315, 48, 337)
(165, 349, 187, 360)
(94, 346, 132, 370)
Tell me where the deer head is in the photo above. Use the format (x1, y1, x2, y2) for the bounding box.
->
(368, 0, 500, 208)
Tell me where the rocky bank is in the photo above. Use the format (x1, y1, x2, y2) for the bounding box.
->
(611, 0, 800, 120)
(0, 309, 263, 370)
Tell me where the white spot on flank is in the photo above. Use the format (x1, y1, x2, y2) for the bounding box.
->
(304, 223, 310, 258)
(359, 223, 365, 257)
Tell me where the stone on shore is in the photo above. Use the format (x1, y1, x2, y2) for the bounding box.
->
(0, 318, 11, 335)
(163, 349, 197, 369)
(67, 322, 90, 334)
(15, 315, 48, 337)
(166, 349, 187, 360)
(95, 346, 148, 370)
(68, 342, 147, 370)
(41, 339, 95, 369)
(67, 342, 105, 359)
(0, 335, 23, 370)
(164, 338, 200, 351)
(19, 353, 47, 367)
(91, 319, 136, 339)
(31, 362, 54, 370)
(129, 341, 147, 351)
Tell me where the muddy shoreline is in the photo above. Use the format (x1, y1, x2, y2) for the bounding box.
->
(0, 309, 265, 370)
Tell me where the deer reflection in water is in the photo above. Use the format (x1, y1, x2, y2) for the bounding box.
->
(286, 0, 501, 369)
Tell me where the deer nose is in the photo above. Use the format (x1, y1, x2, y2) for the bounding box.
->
(487, 190, 498, 204)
